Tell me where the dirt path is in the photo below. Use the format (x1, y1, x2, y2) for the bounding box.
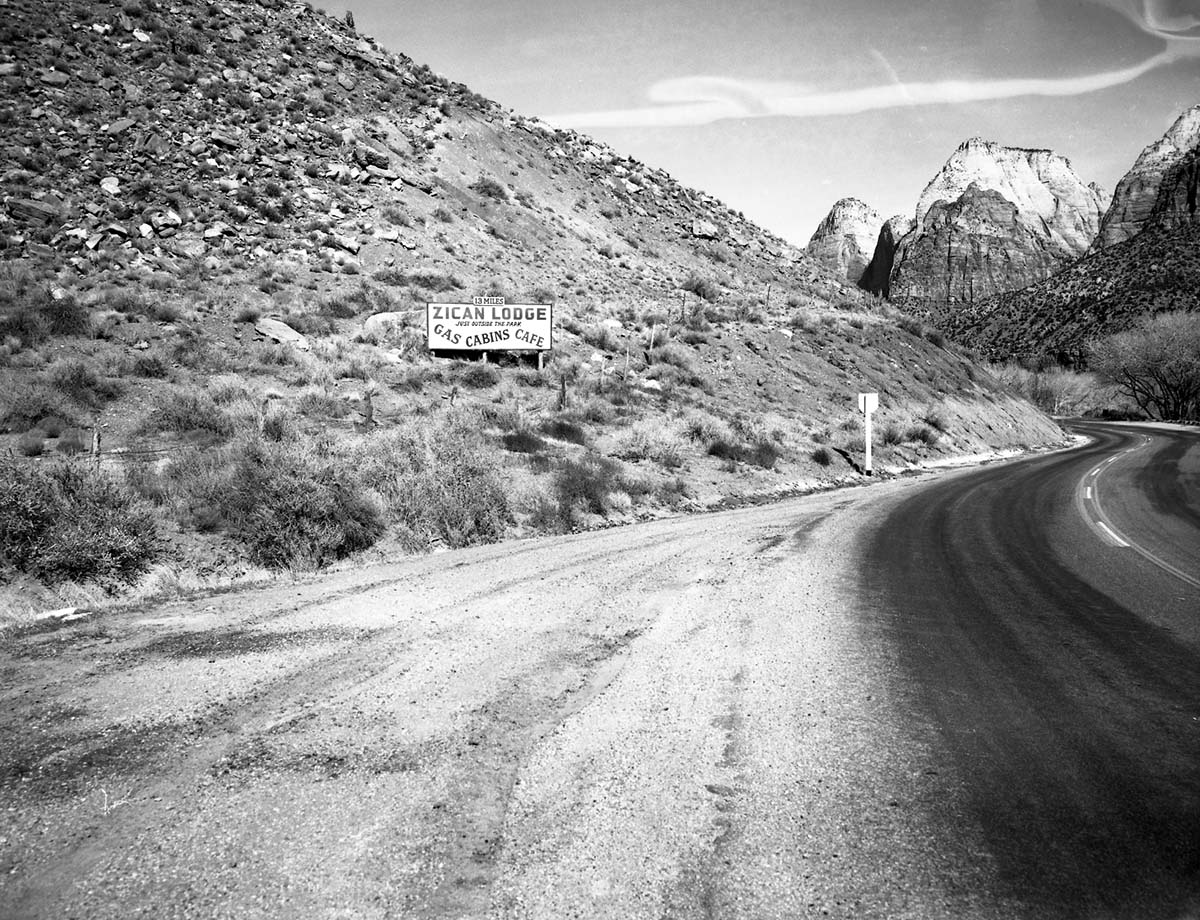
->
(1, 474, 1001, 919)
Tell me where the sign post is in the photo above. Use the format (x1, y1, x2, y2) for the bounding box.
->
(858, 392, 878, 475)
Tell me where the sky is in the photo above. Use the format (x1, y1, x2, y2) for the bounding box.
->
(323, 0, 1200, 247)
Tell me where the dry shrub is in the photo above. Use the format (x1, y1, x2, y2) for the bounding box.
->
(138, 436, 385, 568)
(615, 422, 686, 468)
(1, 384, 77, 433)
(0, 458, 161, 586)
(140, 388, 235, 437)
(352, 413, 511, 548)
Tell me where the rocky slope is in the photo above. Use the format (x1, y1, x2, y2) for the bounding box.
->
(0, 0, 1068, 605)
(1093, 104, 1200, 250)
(940, 205, 1200, 363)
(863, 139, 1106, 306)
(0, 0, 824, 303)
(805, 198, 882, 283)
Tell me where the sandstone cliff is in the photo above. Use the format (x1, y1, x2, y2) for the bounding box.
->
(1093, 104, 1200, 249)
(805, 198, 882, 283)
(872, 138, 1105, 306)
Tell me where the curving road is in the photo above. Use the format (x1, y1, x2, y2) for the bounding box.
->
(860, 420, 1200, 919)
(0, 422, 1197, 918)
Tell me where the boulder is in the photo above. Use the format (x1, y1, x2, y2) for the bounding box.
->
(7, 199, 62, 225)
(361, 311, 411, 339)
(353, 143, 390, 170)
(255, 317, 309, 350)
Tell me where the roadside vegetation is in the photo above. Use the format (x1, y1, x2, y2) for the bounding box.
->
(1090, 311, 1200, 420)
(2, 264, 1053, 608)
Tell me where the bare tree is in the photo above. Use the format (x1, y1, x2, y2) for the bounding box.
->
(1090, 311, 1200, 420)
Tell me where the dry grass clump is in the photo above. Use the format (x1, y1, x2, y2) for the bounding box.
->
(685, 410, 782, 469)
(615, 421, 686, 468)
(580, 323, 622, 352)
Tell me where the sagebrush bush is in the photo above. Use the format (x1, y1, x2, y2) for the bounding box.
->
(580, 323, 621, 352)
(46, 359, 122, 406)
(905, 424, 941, 447)
(140, 436, 385, 567)
(811, 446, 833, 466)
(0, 285, 91, 346)
(683, 410, 735, 446)
(455, 361, 501, 389)
(550, 453, 624, 525)
(141, 388, 235, 437)
(17, 430, 45, 456)
(230, 438, 384, 568)
(0, 459, 161, 585)
(922, 406, 949, 432)
(469, 176, 509, 202)
(616, 423, 686, 468)
(502, 430, 547, 454)
(353, 413, 511, 548)
(682, 273, 720, 303)
(648, 342, 695, 369)
(1, 384, 78, 433)
(880, 422, 905, 446)
(132, 352, 170, 378)
(539, 417, 587, 444)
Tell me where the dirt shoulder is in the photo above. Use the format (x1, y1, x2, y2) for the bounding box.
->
(0, 462, 1017, 919)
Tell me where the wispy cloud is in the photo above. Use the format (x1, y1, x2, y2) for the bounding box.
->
(547, 0, 1198, 130)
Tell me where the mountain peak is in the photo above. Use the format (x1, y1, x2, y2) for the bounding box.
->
(1094, 102, 1200, 249)
(806, 198, 882, 282)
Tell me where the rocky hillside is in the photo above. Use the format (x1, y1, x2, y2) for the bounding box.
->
(861, 139, 1106, 306)
(1092, 104, 1200, 250)
(0, 0, 1068, 608)
(937, 221, 1200, 362)
(805, 198, 882, 283)
(0, 0, 819, 301)
(943, 106, 1200, 362)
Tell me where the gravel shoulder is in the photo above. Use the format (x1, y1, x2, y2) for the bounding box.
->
(1, 468, 1019, 919)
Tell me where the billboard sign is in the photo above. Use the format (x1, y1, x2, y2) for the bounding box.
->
(427, 297, 552, 351)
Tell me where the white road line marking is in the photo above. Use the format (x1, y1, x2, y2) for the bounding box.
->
(1096, 521, 1130, 547)
(1085, 486, 1093, 500)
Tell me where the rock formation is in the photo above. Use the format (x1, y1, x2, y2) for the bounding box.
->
(1093, 104, 1200, 250)
(875, 138, 1105, 305)
(805, 198, 882, 283)
(857, 215, 912, 299)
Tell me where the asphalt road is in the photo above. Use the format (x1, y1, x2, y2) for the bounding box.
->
(859, 421, 1200, 919)
(1, 422, 1197, 919)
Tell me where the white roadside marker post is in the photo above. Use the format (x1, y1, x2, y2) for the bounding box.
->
(858, 392, 878, 475)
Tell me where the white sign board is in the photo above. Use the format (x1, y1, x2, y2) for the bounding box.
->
(427, 298, 553, 352)
(857, 392, 878, 475)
